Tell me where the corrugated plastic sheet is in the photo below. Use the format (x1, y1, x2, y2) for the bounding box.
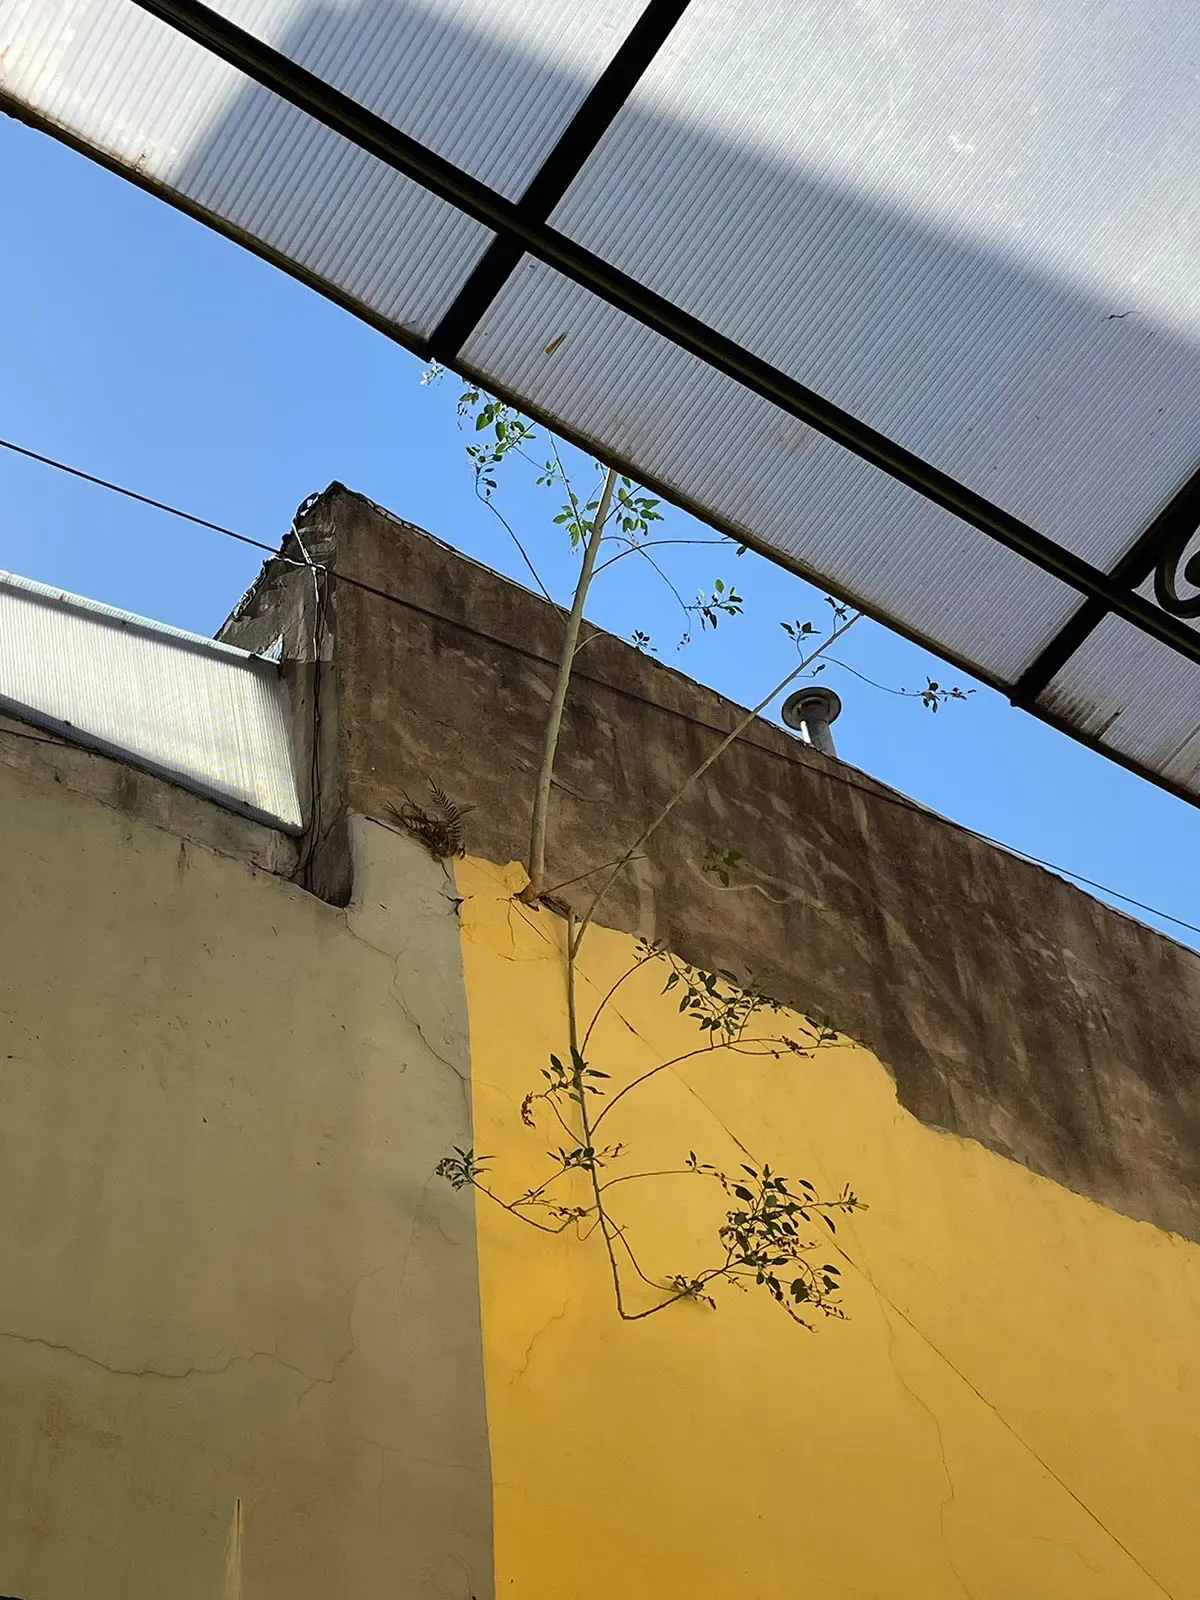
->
(1041, 609, 1200, 792)
(551, 0, 1200, 571)
(0, 571, 302, 829)
(2, 0, 1200, 801)
(461, 261, 1083, 682)
(0, 0, 643, 333)
(0, 0, 491, 335)
(200, 0, 647, 196)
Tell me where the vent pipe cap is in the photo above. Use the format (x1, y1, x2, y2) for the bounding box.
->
(781, 686, 842, 757)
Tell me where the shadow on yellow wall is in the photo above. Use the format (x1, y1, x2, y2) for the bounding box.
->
(457, 855, 1200, 1600)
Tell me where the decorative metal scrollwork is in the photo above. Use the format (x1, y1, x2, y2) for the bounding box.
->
(1154, 524, 1200, 619)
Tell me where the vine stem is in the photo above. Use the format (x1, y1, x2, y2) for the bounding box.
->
(567, 908, 638, 1317)
(553, 615, 858, 1318)
(569, 613, 861, 957)
(591, 1038, 788, 1132)
(581, 945, 662, 1053)
(519, 466, 619, 904)
(474, 1183, 579, 1234)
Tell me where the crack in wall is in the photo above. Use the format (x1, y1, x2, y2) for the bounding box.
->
(1034, 1533, 1108, 1579)
(295, 1172, 440, 1412)
(508, 1302, 570, 1386)
(1, 1186, 444, 1408)
(0, 1328, 317, 1388)
(874, 1299, 974, 1600)
(388, 973, 468, 1084)
(338, 876, 472, 1088)
(835, 1254, 1178, 1600)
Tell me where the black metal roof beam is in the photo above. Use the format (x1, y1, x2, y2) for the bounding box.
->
(1012, 462, 1200, 705)
(428, 0, 692, 362)
(127, 0, 1200, 673)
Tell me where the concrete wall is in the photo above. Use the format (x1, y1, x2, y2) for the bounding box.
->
(222, 486, 1200, 1244)
(218, 488, 1200, 1595)
(0, 759, 492, 1600)
(6, 481, 1199, 1598)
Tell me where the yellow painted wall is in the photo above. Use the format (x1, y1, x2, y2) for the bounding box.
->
(458, 854, 1200, 1600)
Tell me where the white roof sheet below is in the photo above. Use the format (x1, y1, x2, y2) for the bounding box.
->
(2, 0, 1199, 802)
(0, 570, 302, 831)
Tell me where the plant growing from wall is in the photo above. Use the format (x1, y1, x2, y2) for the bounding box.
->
(388, 781, 473, 860)
(437, 373, 749, 905)
(424, 369, 967, 1326)
(437, 931, 862, 1325)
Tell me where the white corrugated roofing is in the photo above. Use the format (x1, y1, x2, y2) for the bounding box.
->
(0, 570, 302, 830)
(2, 0, 1199, 802)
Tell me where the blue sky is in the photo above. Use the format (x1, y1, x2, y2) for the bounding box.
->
(1, 114, 1196, 947)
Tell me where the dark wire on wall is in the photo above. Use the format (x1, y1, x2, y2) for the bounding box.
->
(1, 433, 1197, 943)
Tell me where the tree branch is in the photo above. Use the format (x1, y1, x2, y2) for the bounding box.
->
(570, 614, 860, 955)
(566, 909, 636, 1318)
(473, 1183, 586, 1234)
(592, 536, 730, 577)
(581, 945, 663, 1053)
(472, 476, 556, 605)
(519, 467, 619, 903)
(591, 1039, 786, 1132)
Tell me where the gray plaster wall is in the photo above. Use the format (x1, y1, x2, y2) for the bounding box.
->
(0, 712, 298, 878)
(0, 758, 492, 1600)
(222, 485, 1200, 1245)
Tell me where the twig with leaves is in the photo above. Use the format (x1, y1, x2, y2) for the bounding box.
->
(438, 929, 864, 1326)
(422, 375, 970, 1333)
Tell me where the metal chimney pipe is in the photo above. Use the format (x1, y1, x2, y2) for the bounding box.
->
(781, 685, 842, 757)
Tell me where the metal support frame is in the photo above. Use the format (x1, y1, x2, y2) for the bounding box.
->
(1013, 463, 1200, 704)
(428, 0, 693, 360)
(121, 0, 1200, 678)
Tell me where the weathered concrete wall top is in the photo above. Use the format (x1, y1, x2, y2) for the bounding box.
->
(223, 485, 1200, 1243)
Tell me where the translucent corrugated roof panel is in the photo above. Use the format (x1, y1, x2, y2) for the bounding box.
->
(2, 0, 1198, 803)
(551, 0, 1200, 570)
(1039, 613, 1200, 792)
(0, 571, 302, 830)
(459, 262, 1085, 681)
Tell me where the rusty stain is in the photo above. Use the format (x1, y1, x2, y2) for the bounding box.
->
(542, 333, 567, 356)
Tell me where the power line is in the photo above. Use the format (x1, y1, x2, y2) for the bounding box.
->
(2, 433, 1197, 943)
(0, 438, 278, 555)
